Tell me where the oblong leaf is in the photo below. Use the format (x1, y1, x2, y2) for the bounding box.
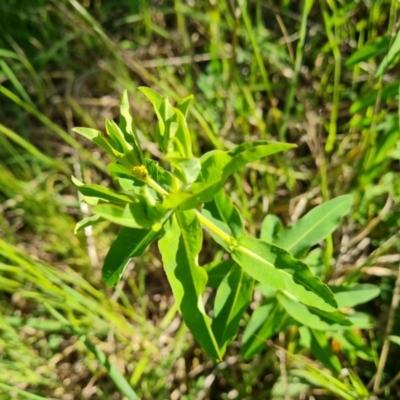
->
(211, 263, 253, 354)
(274, 195, 353, 258)
(299, 326, 342, 373)
(277, 292, 351, 331)
(158, 211, 221, 360)
(72, 176, 134, 204)
(102, 227, 159, 286)
(232, 237, 337, 311)
(330, 284, 380, 308)
(74, 214, 105, 234)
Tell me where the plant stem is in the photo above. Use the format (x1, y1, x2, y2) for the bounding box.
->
(373, 262, 400, 392)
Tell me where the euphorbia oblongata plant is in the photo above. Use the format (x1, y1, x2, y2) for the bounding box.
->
(72, 88, 358, 362)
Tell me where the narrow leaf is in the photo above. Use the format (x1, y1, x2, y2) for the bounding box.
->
(345, 35, 390, 67)
(330, 284, 380, 308)
(74, 215, 105, 234)
(241, 298, 292, 360)
(299, 327, 342, 373)
(277, 292, 351, 331)
(212, 263, 253, 354)
(93, 201, 164, 230)
(204, 259, 235, 288)
(275, 195, 353, 258)
(72, 176, 135, 204)
(260, 214, 283, 242)
(119, 90, 144, 164)
(376, 30, 400, 78)
(224, 141, 296, 178)
(232, 237, 337, 311)
(158, 211, 221, 360)
(72, 127, 122, 158)
(102, 227, 159, 286)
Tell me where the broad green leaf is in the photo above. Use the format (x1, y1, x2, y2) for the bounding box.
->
(232, 237, 337, 311)
(376, 30, 400, 78)
(172, 107, 193, 158)
(275, 195, 353, 258)
(176, 94, 194, 116)
(223, 141, 296, 178)
(105, 119, 130, 153)
(158, 211, 221, 360)
(299, 327, 342, 373)
(277, 292, 351, 331)
(241, 298, 292, 360)
(211, 263, 253, 354)
(177, 141, 294, 211)
(93, 200, 164, 230)
(72, 176, 134, 204)
(165, 155, 200, 185)
(138, 87, 174, 152)
(74, 214, 105, 234)
(345, 35, 390, 67)
(102, 227, 159, 286)
(204, 259, 235, 288)
(177, 150, 232, 210)
(260, 214, 283, 242)
(119, 90, 144, 165)
(330, 284, 380, 308)
(72, 127, 122, 159)
(202, 190, 245, 250)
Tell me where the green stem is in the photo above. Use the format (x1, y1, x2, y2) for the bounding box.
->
(194, 209, 232, 246)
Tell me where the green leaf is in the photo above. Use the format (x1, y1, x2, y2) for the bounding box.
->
(165, 155, 201, 185)
(74, 214, 105, 234)
(72, 127, 123, 159)
(105, 119, 130, 153)
(72, 176, 135, 204)
(102, 227, 159, 286)
(119, 90, 144, 165)
(202, 190, 246, 250)
(177, 150, 232, 210)
(232, 237, 337, 311)
(176, 94, 194, 116)
(330, 284, 380, 308)
(299, 327, 342, 373)
(331, 330, 374, 361)
(260, 214, 283, 242)
(175, 141, 295, 211)
(277, 291, 351, 331)
(223, 141, 296, 178)
(172, 107, 193, 158)
(211, 263, 253, 354)
(376, 30, 400, 78)
(388, 335, 400, 347)
(93, 200, 164, 230)
(158, 211, 221, 360)
(274, 195, 353, 258)
(241, 298, 292, 360)
(345, 35, 391, 67)
(204, 259, 235, 288)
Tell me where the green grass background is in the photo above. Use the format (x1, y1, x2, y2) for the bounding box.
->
(0, 0, 400, 398)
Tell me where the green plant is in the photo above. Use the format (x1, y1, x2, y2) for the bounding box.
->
(71, 87, 375, 366)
